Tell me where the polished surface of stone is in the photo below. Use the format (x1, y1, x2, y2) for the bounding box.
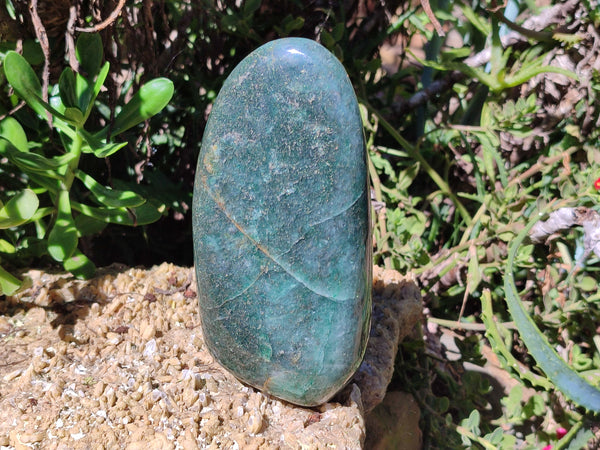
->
(192, 38, 371, 406)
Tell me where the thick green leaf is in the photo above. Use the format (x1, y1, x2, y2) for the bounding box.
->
(76, 62, 109, 119)
(63, 107, 85, 126)
(47, 190, 78, 261)
(0, 189, 39, 228)
(503, 64, 578, 89)
(0, 138, 75, 175)
(74, 73, 93, 117)
(0, 239, 16, 254)
(504, 215, 600, 412)
(28, 206, 54, 222)
(3, 51, 45, 117)
(460, 5, 490, 35)
(79, 128, 127, 157)
(89, 62, 109, 108)
(27, 173, 60, 195)
(75, 170, 146, 208)
(481, 290, 553, 390)
(72, 200, 165, 226)
(93, 141, 128, 158)
(0, 116, 28, 152)
(76, 33, 103, 78)
(59, 68, 78, 108)
(29, 91, 79, 126)
(64, 249, 96, 279)
(103, 78, 174, 137)
(74, 214, 107, 237)
(0, 264, 23, 295)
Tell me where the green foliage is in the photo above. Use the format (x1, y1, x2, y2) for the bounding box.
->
(359, 0, 600, 446)
(505, 217, 600, 412)
(0, 33, 173, 293)
(1, 0, 599, 446)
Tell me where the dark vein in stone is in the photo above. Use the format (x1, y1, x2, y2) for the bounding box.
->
(201, 176, 352, 303)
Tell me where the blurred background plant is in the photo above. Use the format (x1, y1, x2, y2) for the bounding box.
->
(1, 0, 600, 447)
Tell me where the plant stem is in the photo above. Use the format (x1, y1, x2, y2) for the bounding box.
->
(454, 425, 498, 450)
(363, 102, 472, 225)
(491, 10, 555, 42)
(368, 155, 392, 269)
(429, 316, 516, 331)
(62, 130, 83, 192)
(553, 421, 584, 450)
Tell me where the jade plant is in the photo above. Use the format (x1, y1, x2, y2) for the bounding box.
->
(0, 33, 174, 294)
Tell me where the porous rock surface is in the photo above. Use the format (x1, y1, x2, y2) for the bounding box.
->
(0, 263, 421, 449)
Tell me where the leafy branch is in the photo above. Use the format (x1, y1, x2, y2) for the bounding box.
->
(0, 33, 173, 294)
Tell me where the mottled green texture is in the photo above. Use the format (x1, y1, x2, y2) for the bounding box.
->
(192, 38, 371, 406)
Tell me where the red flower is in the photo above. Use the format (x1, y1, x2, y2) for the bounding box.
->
(595, 177, 600, 190)
(556, 427, 567, 439)
(542, 445, 552, 450)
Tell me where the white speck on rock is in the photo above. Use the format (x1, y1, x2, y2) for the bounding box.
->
(236, 406, 244, 417)
(70, 432, 85, 440)
(143, 339, 157, 357)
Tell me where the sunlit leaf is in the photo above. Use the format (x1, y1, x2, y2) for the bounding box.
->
(79, 61, 109, 119)
(0, 239, 16, 254)
(0, 189, 39, 228)
(0, 264, 23, 295)
(100, 78, 174, 137)
(64, 249, 96, 279)
(504, 216, 600, 412)
(0, 137, 75, 174)
(79, 128, 127, 157)
(47, 190, 78, 261)
(0, 116, 28, 152)
(3, 51, 45, 117)
(72, 200, 165, 226)
(466, 245, 481, 294)
(75, 170, 146, 208)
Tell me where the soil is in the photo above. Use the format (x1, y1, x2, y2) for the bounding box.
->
(0, 264, 422, 449)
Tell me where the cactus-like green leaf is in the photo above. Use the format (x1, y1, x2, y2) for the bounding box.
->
(0, 189, 39, 229)
(100, 78, 174, 137)
(75, 170, 146, 208)
(504, 215, 600, 412)
(47, 190, 78, 262)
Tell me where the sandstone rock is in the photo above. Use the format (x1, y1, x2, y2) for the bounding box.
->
(0, 263, 421, 448)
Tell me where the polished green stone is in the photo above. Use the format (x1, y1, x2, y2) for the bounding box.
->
(192, 38, 371, 406)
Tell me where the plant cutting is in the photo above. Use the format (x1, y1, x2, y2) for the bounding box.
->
(0, 33, 174, 294)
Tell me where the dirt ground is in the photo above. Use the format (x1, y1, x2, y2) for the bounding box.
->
(0, 264, 422, 449)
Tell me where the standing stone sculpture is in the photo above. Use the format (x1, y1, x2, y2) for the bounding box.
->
(192, 38, 371, 406)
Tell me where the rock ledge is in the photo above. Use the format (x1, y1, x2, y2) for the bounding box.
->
(0, 263, 421, 449)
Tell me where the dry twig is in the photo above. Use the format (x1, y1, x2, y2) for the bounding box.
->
(28, 0, 51, 126)
(75, 0, 126, 32)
